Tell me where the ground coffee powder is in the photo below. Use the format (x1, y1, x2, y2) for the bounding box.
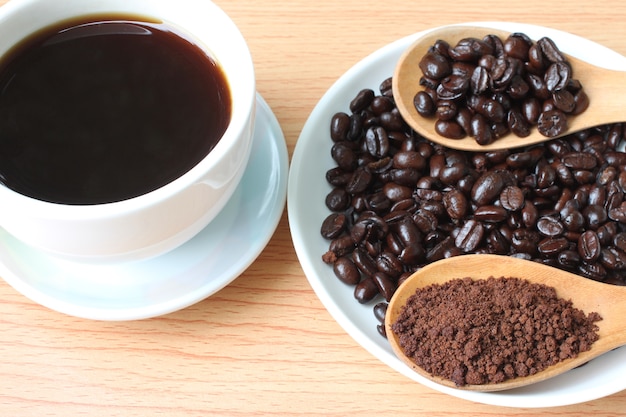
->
(391, 276, 602, 386)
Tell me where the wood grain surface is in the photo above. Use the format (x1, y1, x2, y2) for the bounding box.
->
(1, 0, 626, 415)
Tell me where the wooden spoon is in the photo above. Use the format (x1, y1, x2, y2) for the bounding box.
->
(384, 254, 626, 392)
(392, 26, 626, 151)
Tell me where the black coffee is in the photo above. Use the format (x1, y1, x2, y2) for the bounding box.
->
(0, 15, 232, 204)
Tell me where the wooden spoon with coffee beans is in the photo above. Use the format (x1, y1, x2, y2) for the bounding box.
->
(385, 254, 626, 392)
(393, 26, 626, 151)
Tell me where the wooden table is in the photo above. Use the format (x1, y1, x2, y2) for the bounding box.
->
(2, 0, 626, 415)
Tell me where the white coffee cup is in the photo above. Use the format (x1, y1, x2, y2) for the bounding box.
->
(0, 0, 256, 263)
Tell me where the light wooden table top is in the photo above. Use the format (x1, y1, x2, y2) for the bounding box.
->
(2, 0, 626, 415)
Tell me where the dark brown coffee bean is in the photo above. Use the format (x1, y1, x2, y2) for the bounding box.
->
(330, 112, 350, 142)
(443, 189, 468, 220)
(372, 271, 397, 302)
(562, 152, 598, 170)
(537, 37, 567, 63)
(553, 89, 576, 113)
(499, 185, 525, 211)
(600, 247, 626, 270)
(383, 182, 413, 202)
(455, 219, 485, 252)
(558, 250, 580, 269)
(352, 247, 379, 278)
(419, 51, 452, 80)
(537, 216, 565, 237)
(354, 277, 379, 303)
(537, 109, 568, 137)
(471, 171, 507, 205)
(435, 119, 466, 139)
(414, 91, 436, 117)
(333, 256, 361, 285)
(350, 89, 375, 113)
(377, 251, 404, 278)
(345, 167, 373, 194)
(393, 151, 426, 170)
(507, 109, 531, 137)
(365, 126, 390, 158)
(511, 229, 540, 255)
(615, 232, 626, 252)
(373, 302, 388, 323)
(474, 205, 508, 222)
(578, 230, 601, 262)
(538, 237, 569, 256)
(583, 204, 608, 229)
(321, 213, 347, 239)
(325, 188, 350, 211)
(578, 262, 607, 281)
(328, 235, 355, 258)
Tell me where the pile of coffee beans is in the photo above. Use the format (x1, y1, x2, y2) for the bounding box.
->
(321, 77, 625, 337)
(413, 33, 589, 144)
(391, 276, 602, 386)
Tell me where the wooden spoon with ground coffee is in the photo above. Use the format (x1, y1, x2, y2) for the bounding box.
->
(393, 25, 626, 151)
(385, 254, 626, 392)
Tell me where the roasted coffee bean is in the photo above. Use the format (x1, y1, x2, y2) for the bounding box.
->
(321, 213, 347, 239)
(562, 152, 598, 170)
(325, 188, 350, 211)
(500, 185, 525, 211)
(373, 302, 388, 323)
(455, 219, 485, 252)
(393, 151, 426, 170)
(327, 235, 354, 259)
(333, 256, 361, 285)
(474, 205, 508, 222)
(472, 171, 507, 205)
(350, 89, 375, 113)
(354, 277, 379, 303)
(470, 113, 494, 145)
(419, 51, 452, 80)
(372, 271, 397, 302)
(537, 216, 565, 237)
(352, 247, 379, 278)
(377, 251, 404, 278)
(330, 112, 350, 142)
(347, 112, 364, 141)
(583, 204, 608, 229)
(553, 89, 576, 113)
(471, 66, 490, 95)
(578, 262, 607, 281)
(436, 100, 458, 121)
(435, 119, 466, 139)
(537, 36, 567, 63)
(331, 142, 358, 171)
(578, 230, 601, 262)
(443, 189, 468, 220)
(558, 250, 581, 269)
(544, 62, 571, 92)
(414, 91, 436, 117)
(600, 247, 626, 270)
(537, 109, 568, 137)
(365, 126, 390, 158)
(538, 236, 569, 256)
(345, 167, 373, 194)
(521, 97, 542, 124)
(507, 108, 531, 137)
(511, 229, 540, 255)
(371, 96, 394, 115)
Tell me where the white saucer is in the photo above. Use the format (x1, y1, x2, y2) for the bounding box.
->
(288, 23, 626, 408)
(0, 93, 288, 321)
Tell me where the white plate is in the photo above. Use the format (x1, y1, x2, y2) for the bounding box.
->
(288, 22, 626, 408)
(0, 93, 288, 321)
